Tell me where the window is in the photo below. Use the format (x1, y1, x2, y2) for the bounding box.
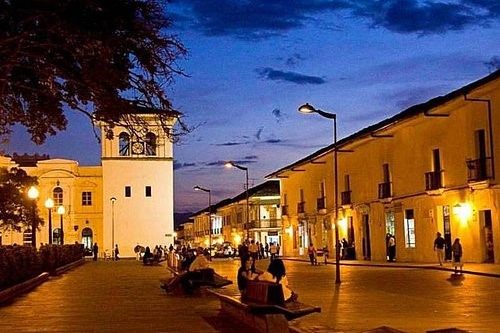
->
(404, 209, 416, 248)
(145, 186, 152, 197)
(82, 192, 92, 206)
(23, 229, 32, 246)
(145, 132, 157, 156)
(119, 132, 130, 156)
(125, 186, 131, 197)
(53, 228, 61, 245)
(53, 187, 63, 206)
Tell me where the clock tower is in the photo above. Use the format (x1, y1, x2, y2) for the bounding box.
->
(100, 109, 178, 257)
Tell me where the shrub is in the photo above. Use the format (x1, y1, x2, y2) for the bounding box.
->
(0, 244, 83, 291)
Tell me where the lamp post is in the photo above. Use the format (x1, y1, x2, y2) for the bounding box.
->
(45, 198, 54, 244)
(57, 205, 65, 245)
(27, 186, 39, 247)
(298, 103, 341, 284)
(110, 197, 117, 259)
(225, 161, 250, 240)
(194, 185, 212, 261)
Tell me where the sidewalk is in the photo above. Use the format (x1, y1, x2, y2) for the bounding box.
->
(282, 256, 500, 278)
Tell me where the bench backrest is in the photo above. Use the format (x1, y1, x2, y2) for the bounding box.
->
(244, 280, 285, 306)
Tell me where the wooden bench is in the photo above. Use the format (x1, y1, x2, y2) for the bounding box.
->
(161, 268, 232, 294)
(207, 280, 320, 333)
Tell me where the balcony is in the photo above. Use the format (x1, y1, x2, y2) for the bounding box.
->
(378, 182, 392, 201)
(248, 219, 282, 229)
(341, 190, 352, 206)
(281, 205, 288, 216)
(297, 202, 305, 214)
(466, 157, 493, 185)
(425, 170, 443, 195)
(316, 197, 326, 211)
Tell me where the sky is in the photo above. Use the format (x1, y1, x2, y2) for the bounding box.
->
(2, 0, 500, 213)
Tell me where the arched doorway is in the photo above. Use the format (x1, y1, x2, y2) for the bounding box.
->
(81, 228, 93, 252)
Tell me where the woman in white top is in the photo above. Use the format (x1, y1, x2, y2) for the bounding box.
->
(258, 258, 297, 302)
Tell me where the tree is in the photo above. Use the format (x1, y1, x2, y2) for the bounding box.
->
(0, 168, 43, 234)
(0, 0, 188, 144)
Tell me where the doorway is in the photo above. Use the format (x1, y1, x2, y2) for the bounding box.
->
(362, 214, 371, 260)
(480, 210, 494, 263)
(442, 205, 452, 260)
(82, 227, 93, 251)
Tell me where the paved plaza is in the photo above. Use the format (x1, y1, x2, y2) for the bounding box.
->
(0, 258, 499, 332)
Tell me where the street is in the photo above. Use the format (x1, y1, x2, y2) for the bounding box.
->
(0, 258, 499, 332)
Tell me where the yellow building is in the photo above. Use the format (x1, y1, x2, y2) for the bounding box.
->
(268, 70, 500, 264)
(191, 180, 282, 249)
(0, 109, 177, 257)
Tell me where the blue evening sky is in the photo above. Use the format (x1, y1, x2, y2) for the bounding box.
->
(2, 1, 500, 212)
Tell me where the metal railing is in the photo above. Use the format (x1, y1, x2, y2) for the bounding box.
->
(248, 219, 282, 229)
(341, 190, 351, 205)
(378, 182, 392, 199)
(317, 197, 326, 210)
(297, 202, 305, 214)
(466, 157, 493, 182)
(425, 171, 442, 190)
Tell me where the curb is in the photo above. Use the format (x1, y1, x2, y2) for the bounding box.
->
(0, 258, 86, 305)
(54, 258, 86, 276)
(281, 257, 500, 278)
(0, 272, 49, 305)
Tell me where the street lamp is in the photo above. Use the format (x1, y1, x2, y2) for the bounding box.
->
(57, 205, 65, 245)
(298, 103, 341, 284)
(110, 197, 117, 259)
(45, 198, 54, 244)
(225, 161, 250, 240)
(194, 185, 212, 260)
(27, 186, 39, 247)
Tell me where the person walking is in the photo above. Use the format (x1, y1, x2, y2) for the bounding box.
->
(388, 234, 396, 262)
(92, 242, 99, 261)
(451, 238, 463, 275)
(269, 242, 278, 260)
(114, 244, 120, 261)
(248, 240, 259, 261)
(307, 243, 317, 265)
(434, 232, 446, 266)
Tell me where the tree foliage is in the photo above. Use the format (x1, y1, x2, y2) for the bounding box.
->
(0, 167, 42, 232)
(0, 0, 187, 144)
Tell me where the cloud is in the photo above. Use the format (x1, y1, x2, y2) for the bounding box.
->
(175, 0, 348, 39)
(256, 67, 327, 85)
(214, 141, 250, 146)
(173, 162, 197, 170)
(272, 108, 288, 124)
(174, 0, 500, 38)
(285, 53, 305, 67)
(255, 127, 264, 140)
(484, 56, 500, 72)
(245, 155, 259, 160)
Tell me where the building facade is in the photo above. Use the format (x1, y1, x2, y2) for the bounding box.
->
(190, 180, 282, 249)
(0, 110, 177, 257)
(268, 70, 500, 264)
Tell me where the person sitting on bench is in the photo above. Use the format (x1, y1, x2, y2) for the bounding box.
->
(258, 258, 298, 302)
(237, 255, 261, 295)
(143, 246, 153, 264)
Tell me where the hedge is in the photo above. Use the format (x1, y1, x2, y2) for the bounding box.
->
(0, 244, 84, 291)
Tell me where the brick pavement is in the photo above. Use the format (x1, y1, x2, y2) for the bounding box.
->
(1, 258, 499, 332)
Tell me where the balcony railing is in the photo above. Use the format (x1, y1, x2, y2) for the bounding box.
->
(297, 202, 305, 214)
(378, 182, 392, 199)
(317, 197, 326, 210)
(341, 190, 352, 205)
(281, 205, 288, 216)
(425, 171, 442, 190)
(466, 157, 493, 182)
(248, 219, 282, 229)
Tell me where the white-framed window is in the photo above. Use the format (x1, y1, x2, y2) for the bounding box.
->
(53, 187, 63, 206)
(404, 209, 416, 248)
(82, 191, 92, 206)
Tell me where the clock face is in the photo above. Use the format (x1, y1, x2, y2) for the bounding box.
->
(131, 141, 144, 154)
